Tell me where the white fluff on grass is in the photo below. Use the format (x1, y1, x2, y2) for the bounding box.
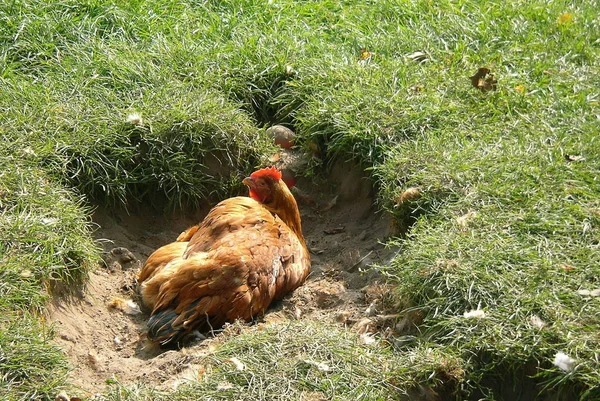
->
(127, 112, 143, 125)
(530, 314, 546, 329)
(225, 357, 246, 371)
(360, 332, 377, 346)
(577, 288, 600, 297)
(553, 352, 576, 372)
(463, 309, 486, 318)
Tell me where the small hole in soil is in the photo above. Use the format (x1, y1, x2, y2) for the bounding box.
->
(233, 70, 299, 128)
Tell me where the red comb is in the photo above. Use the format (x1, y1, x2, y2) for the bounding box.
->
(250, 166, 282, 181)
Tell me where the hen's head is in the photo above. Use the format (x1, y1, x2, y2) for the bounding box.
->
(243, 166, 289, 204)
(243, 166, 305, 241)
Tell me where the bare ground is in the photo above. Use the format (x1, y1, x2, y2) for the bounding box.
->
(49, 159, 398, 397)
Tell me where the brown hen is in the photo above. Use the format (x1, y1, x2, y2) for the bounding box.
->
(138, 167, 310, 347)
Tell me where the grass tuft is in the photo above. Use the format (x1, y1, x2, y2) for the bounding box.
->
(0, 155, 99, 399)
(97, 321, 470, 401)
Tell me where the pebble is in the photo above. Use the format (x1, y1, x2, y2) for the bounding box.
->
(266, 125, 295, 149)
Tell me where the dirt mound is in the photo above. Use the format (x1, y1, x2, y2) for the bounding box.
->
(49, 160, 398, 396)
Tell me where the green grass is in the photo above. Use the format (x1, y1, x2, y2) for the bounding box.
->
(0, 157, 98, 400)
(0, 315, 69, 401)
(377, 118, 600, 397)
(1, 0, 599, 399)
(97, 321, 464, 401)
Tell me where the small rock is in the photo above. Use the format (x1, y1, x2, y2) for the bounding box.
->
(55, 391, 69, 401)
(87, 349, 101, 371)
(323, 226, 345, 235)
(108, 261, 122, 273)
(314, 285, 344, 309)
(60, 333, 77, 343)
(41, 217, 58, 225)
(22, 147, 37, 157)
(578, 288, 600, 297)
(336, 311, 352, 324)
(19, 269, 33, 278)
(266, 125, 295, 149)
(364, 301, 377, 316)
(109, 247, 137, 265)
(565, 154, 585, 162)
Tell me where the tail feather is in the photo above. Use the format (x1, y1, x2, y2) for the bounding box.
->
(147, 300, 212, 348)
(147, 308, 190, 348)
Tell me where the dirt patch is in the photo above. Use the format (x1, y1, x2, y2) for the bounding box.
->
(49, 160, 398, 396)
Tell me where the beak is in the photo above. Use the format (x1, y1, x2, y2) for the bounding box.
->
(242, 177, 255, 188)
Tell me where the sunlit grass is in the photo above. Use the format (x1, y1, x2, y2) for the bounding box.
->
(1, 0, 599, 399)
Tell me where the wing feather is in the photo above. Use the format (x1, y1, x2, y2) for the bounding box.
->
(138, 241, 187, 283)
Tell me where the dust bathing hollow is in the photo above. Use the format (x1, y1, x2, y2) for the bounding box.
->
(49, 162, 397, 395)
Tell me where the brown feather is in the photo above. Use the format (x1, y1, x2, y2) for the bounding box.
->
(176, 225, 200, 242)
(138, 241, 187, 288)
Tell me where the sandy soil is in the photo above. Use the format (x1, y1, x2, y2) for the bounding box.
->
(49, 158, 398, 397)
